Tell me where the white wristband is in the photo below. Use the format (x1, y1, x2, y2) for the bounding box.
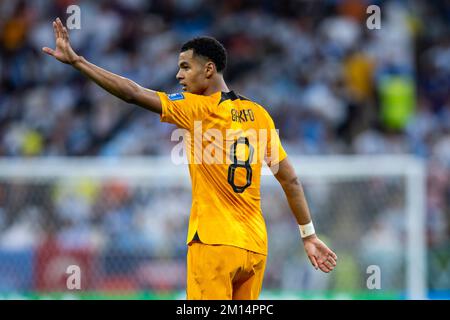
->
(299, 221, 315, 238)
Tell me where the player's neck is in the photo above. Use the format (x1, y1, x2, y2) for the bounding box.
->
(203, 76, 229, 96)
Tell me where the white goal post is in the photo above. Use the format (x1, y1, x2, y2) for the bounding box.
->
(0, 155, 426, 299)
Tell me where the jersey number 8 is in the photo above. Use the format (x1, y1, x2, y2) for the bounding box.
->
(227, 137, 254, 193)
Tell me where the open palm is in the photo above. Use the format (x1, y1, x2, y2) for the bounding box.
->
(303, 235, 338, 273)
(42, 18, 79, 65)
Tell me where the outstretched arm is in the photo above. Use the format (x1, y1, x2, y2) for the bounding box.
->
(272, 157, 338, 273)
(42, 18, 161, 114)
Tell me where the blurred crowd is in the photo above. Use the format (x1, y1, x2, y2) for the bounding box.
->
(0, 0, 449, 294)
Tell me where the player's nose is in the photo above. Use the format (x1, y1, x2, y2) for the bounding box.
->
(176, 70, 184, 81)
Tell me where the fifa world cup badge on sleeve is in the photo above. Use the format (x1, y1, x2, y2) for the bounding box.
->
(168, 93, 185, 101)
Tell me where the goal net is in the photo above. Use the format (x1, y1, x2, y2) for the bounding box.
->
(0, 155, 426, 299)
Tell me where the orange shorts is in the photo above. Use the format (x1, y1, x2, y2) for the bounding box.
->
(186, 241, 266, 300)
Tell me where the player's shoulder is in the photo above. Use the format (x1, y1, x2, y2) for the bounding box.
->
(237, 94, 273, 120)
(220, 91, 265, 110)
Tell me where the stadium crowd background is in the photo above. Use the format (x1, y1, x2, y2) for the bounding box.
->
(0, 0, 449, 298)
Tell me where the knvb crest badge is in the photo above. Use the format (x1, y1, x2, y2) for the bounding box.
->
(168, 93, 185, 101)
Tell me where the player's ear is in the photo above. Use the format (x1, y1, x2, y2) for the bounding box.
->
(205, 61, 215, 78)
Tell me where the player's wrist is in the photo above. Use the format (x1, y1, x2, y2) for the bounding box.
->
(71, 55, 83, 68)
(299, 221, 316, 239)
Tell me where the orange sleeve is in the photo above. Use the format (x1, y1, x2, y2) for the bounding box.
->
(157, 91, 213, 130)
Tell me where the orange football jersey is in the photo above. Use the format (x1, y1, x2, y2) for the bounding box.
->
(157, 90, 287, 255)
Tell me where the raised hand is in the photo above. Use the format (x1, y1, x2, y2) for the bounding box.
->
(303, 235, 338, 273)
(42, 18, 80, 65)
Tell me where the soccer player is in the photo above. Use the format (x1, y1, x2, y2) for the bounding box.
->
(43, 18, 337, 300)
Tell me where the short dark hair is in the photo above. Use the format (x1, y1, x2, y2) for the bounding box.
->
(181, 36, 227, 73)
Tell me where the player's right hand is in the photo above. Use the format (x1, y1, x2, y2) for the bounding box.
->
(42, 18, 80, 65)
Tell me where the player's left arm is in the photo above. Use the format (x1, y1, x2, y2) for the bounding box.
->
(272, 157, 338, 273)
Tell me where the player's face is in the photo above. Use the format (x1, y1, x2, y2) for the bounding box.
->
(176, 50, 209, 94)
